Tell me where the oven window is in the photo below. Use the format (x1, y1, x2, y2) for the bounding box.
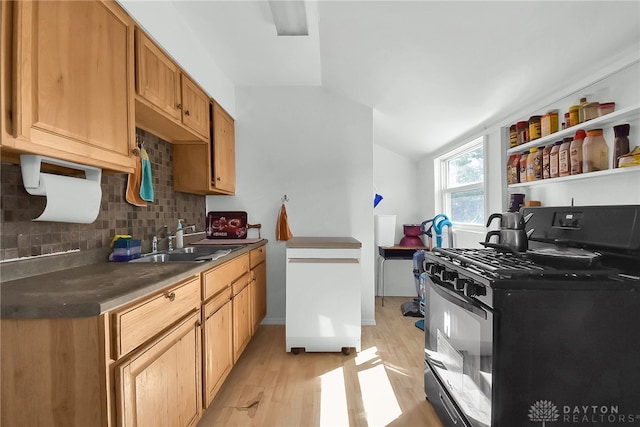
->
(425, 277, 492, 427)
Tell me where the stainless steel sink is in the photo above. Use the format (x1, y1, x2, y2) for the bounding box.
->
(129, 245, 244, 263)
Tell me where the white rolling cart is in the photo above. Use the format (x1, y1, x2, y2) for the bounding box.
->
(285, 236, 362, 355)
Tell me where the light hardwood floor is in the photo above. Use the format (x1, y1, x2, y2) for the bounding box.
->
(197, 297, 444, 427)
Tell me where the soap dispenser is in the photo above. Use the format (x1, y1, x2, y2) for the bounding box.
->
(176, 219, 184, 249)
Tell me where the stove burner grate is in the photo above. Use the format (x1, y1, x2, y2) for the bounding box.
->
(431, 248, 618, 280)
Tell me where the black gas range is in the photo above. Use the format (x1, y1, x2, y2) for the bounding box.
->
(422, 205, 640, 427)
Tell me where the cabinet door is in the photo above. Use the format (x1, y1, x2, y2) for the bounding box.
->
(251, 261, 267, 335)
(202, 289, 233, 408)
(232, 275, 251, 363)
(212, 102, 236, 193)
(10, 0, 135, 172)
(180, 74, 209, 140)
(116, 312, 202, 427)
(135, 30, 181, 122)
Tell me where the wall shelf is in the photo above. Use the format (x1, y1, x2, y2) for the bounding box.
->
(508, 165, 640, 188)
(507, 105, 640, 155)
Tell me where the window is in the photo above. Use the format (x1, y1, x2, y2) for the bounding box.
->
(436, 137, 485, 227)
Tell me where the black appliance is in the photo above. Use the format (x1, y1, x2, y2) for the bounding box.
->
(422, 205, 640, 427)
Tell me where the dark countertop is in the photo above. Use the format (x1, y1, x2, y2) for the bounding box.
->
(285, 236, 362, 249)
(1, 240, 267, 319)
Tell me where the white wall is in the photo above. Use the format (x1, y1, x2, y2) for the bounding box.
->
(373, 144, 421, 296)
(206, 86, 376, 326)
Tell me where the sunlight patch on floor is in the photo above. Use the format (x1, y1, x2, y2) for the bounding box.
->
(320, 367, 349, 426)
(359, 362, 403, 425)
(355, 346, 380, 366)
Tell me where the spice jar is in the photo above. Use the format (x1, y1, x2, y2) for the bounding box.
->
(570, 129, 586, 175)
(568, 105, 580, 127)
(578, 97, 588, 123)
(528, 115, 542, 141)
(509, 124, 518, 148)
(542, 145, 551, 179)
(583, 102, 600, 121)
(613, 124, 630, 168)
(582, 129, 609, 172)
(559, 137, 572, 177)
(549, 141, 562, 178)
(526, 147, 542, 181)
(519, 150, 529, 183)
(517, 121, 529, 145)
(541, 111, 558, 137)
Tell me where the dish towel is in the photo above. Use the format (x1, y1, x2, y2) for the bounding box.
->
(125, 153, 147, 207)
(139, 147, 154, 202)
(276, 203, 293, 241)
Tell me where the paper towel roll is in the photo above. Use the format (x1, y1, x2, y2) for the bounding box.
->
(33, 173, 102, 223)
(20, 154, 103, 224)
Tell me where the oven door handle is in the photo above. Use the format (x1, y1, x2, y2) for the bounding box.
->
(431, 282, 488, 320)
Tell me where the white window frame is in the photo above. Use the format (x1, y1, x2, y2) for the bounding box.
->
(434, 136, 487, 232)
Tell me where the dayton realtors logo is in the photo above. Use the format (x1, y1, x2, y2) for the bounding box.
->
(529, 400, 560, 426)
(528, 400, 640, 425)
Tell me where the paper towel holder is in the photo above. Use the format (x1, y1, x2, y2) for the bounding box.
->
(20, 154, 102, 194)
(20, 154, 103, 223)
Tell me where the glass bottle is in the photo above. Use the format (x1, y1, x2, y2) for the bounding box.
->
(582, 129, 609, 172)
(613, 124, 630, 168)
(570, 129, 586, 175)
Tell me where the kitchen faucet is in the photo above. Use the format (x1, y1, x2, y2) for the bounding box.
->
(166, 224, 197, 250)
(151, 225, 168, 253)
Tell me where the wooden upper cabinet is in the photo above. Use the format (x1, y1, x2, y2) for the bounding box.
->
(3, 0, 136, 172)
(212, 102, 236, 193)
(180, 74, 210, 139)
(172, 101, 236, 195)
(135, 30, 181, 122)
(134, 28, 209, 143)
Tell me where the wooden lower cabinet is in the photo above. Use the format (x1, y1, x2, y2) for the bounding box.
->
(232, 274, 252, 363)
(202, 288, 233, 408)
(0, 316, 112, 427)
(115, 311, 202, 427)
(251, 261, 267, 335)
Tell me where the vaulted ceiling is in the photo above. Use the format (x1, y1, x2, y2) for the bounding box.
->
(124, 1, 640, 157)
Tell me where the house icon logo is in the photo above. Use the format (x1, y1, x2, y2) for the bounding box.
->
(529, 400, 560, 426)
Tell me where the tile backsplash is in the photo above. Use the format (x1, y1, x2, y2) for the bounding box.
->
(0, 129, 206, 261)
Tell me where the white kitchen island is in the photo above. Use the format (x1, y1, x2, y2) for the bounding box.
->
(285, 236, 362, 354)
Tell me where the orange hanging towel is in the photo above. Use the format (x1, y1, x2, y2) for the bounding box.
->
(276, 203, 293, 241)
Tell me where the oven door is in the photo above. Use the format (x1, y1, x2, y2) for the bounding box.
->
(425, 274, 493, 427)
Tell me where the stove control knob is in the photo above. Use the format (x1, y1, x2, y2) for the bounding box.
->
(426, 263, 440, 275)
(453, 277, 469, 291)
(464, 282, 487, 297)
(439, 270, 458, 283)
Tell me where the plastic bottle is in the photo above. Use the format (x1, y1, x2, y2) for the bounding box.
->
(176, 218, 184, 249)
(549, 141, 562, 178)
(526, 147, 540, 181)
(570, 129, 586, 175)
(519, 150, 529, 183)
(559, 137, 572, 177)
(613, 124, 630, 168)
(582, 129, 609, 172)
(542, 145, 551, 179)
(578, 97, 588, 124)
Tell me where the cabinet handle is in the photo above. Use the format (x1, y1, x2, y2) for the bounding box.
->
(184, 110, 190, 116)
(165, 292, 176, 302)
(177, 103, 182, 110)
(217, 177, 221, 181)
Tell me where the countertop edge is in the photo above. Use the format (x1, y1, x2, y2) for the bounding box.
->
(1, 240, 267, 319)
